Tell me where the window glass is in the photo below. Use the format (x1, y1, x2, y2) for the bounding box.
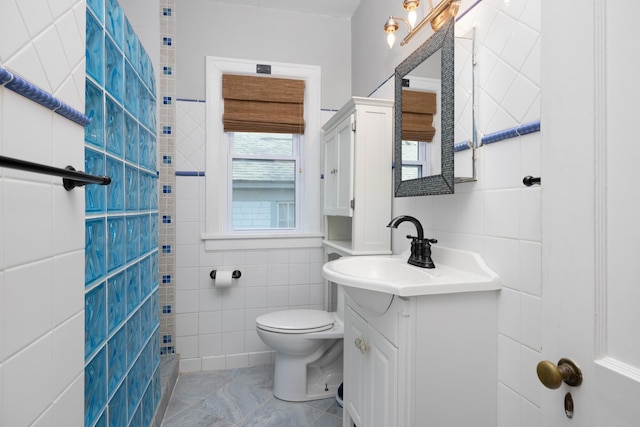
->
(402, 140, 420, 161)
(277, 201, 295, 228)
(401, 140, 429, 180)
(230, 133, 298, 231)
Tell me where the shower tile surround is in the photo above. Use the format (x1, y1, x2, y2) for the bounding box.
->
(84, 0, 161, 425)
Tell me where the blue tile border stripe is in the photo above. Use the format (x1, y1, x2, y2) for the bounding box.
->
(0, 66, 91, 127)
(175, 171, 205, 176)
(455, 140, 472, 152)
(0, 67, 12, 85)
(481, 120, 541, 145)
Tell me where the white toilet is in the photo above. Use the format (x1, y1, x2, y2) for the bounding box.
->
(256, 309, 344, 401)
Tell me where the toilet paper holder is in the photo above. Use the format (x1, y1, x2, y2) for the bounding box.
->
(209, 270, 242, 280)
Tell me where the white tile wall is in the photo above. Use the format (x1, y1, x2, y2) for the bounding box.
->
(0, 1, 86, 425)
(175, 101, 206, 171)
(457, 0, 540, 136)
(497, 383, 521, 427)
(174, 236, 327, 369)
(173, 99, 328, 370)
(391, 1, 542, 424)
(3, 334, 54, 426)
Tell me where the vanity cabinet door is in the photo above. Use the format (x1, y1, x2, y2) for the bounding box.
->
(366, 325, 398, 427)
(344, 306, 368, 427)
(344, 305, 399, 427)
(323, 114, 354, 217)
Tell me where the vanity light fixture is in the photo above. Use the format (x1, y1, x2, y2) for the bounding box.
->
(404, 0, 420, 27)
(384, 0, 460, 48)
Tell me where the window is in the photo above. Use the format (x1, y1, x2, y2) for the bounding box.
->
(401, 140, 429, 180)
(204, 57, 323, 249)
(229, 132, 300, 230)
(400, 84, 440, 179)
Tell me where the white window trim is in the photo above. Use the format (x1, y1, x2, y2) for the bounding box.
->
(203, 57, 323, 250)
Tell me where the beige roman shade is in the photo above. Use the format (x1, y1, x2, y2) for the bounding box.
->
(401, 90, 437, 142)
(222, 74, 305, 134)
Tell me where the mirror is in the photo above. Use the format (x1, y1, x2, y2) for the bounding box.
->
(400, 50, 442, 181)
(453, 28, 477, 182)
(394, 19, 476, 196)
(394, 19, 454, 196)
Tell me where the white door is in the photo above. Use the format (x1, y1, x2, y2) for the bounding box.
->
(541, 1, 640, 425)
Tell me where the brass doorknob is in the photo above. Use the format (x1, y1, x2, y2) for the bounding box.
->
(536, 358, 583, 389)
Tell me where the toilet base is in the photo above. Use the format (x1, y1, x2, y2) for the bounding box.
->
(273, 341, 343, 402)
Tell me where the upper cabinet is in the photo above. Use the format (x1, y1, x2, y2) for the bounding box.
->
(323, 113, 355, 217)
(322, 97, 394, 256)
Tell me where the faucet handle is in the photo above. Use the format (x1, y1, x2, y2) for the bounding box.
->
(406, 235, 437, 244)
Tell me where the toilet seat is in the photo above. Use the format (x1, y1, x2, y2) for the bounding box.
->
(256, 309, 335, 334)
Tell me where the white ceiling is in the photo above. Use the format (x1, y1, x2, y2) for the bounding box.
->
(205, 0, 363, 18)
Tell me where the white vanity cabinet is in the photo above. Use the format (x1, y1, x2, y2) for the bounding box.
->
(342, 289, 498, 427)
(322, 97, 393, 256)
(344, 305, 399, 427)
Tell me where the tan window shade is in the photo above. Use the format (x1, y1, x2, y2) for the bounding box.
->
(401, 90, 437, 142)
(222, 74, 305, 134)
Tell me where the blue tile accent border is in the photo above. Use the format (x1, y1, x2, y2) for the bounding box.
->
(175, 171, 205, 176)
(454, 140, 472, 152)
(0, 67, 12, 85)
(0, 66, 91, 127)
(481, 120, 541, 145)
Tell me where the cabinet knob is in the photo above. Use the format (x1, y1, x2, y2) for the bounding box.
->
(354, 337, 369, 354)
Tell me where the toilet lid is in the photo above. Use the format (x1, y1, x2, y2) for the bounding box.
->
(256, 309, 335, 334)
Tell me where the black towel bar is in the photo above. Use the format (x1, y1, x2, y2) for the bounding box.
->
(0, 155, 111, 191)
(523, 176, 541, 186)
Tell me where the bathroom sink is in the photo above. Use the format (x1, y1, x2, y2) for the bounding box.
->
(322, 246, 500, 297)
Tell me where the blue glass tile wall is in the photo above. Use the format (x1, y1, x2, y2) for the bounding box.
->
(84, 0, 160, 426)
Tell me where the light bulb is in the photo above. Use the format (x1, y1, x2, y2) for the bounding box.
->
(387, 32, 396, 48)
(408, 10, 417, 27)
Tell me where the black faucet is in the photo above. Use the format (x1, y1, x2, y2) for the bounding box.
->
(387, 215, 438, 268)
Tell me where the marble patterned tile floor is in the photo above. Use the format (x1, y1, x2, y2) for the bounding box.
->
(161, 365, 343, 427)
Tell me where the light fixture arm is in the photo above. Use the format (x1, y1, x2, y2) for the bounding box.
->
(399, 0, 459, 46)
(389, 16, 412, 32)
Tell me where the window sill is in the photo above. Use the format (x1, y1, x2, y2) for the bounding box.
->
(202, 233, 324, 251)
